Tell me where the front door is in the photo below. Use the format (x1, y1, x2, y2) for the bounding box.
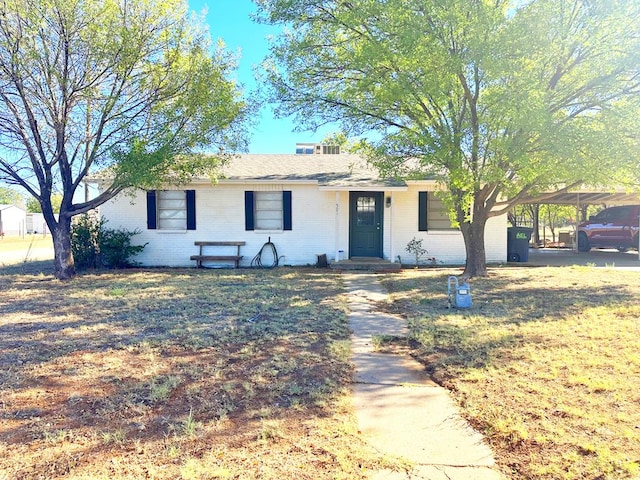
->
(349, 192, 383, 258)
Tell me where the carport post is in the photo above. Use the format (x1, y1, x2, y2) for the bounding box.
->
(574, 194, 580, 252)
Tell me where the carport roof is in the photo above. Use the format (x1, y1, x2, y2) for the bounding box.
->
(521, 188, 640, 206)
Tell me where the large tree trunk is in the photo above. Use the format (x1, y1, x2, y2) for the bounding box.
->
(51, 218, 76, 280)
(460, 210, 489, 278)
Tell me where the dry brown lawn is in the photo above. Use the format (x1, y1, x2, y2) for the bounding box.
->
(0, 266, 391, 480)
(379, 266, 640, 479)
(2, 262, 639, 479)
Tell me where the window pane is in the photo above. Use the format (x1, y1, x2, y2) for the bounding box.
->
(255, 191, 283, 230)
(158, 218, 187, 230)
(256, 199, 282, 210)
(158, 210, 186, 220)
(159, 190, 186, 200)
(356, 196, 376, 226)
(427, 192, 456, 230)
(611, 208, 626, 221)
(158, 190, 187, 230)
(259, 211, 283, 221)
(257, 218, 283, 230)
(159, 200, 186, 211)
(256, 192, 281, 202)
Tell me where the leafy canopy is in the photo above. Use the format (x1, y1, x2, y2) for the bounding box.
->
(0, 0, 249, 215)
(0, 186, 24, 207)
(256, 0, 640, 275)
(257, 0, 640, 205)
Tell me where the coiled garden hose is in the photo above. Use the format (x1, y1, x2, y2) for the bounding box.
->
(250, 237, 279, 268)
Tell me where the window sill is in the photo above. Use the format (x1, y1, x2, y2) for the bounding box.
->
(156, 229, 188, 234)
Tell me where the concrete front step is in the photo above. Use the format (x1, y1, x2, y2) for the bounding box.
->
(331, 258, 401, 272)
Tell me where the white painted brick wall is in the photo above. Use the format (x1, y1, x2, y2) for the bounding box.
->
(386, 186, 507, 265)
(99, 183, 507, 267)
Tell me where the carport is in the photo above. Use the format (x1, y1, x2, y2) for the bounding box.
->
(519, 186, 640, 262)
(522, 188, 640, 208)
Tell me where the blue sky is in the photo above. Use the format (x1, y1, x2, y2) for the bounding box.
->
(189, 0, 336, 153)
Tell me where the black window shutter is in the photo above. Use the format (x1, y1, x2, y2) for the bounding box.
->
(418, 191, 428, 231)
(245, 191, 254, 230)
(146, 190, 157, 230)
(283, 191, 292, 231)
(186, 190, 196, 230)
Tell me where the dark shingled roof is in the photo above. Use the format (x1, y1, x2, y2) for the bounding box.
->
(219, 154, 407, 189)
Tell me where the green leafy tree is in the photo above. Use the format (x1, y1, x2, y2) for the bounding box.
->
(511, 203, 577, 245)
(256, 0, 640, 276)
(0, 186, 24, 207)
(26, 193, 62, 213)
(0, 0, 249, 279)
(539, 204, 576, 244)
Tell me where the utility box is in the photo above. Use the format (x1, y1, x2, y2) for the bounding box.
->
(448, 276, 472, 309)
(507, 227, 533, 262)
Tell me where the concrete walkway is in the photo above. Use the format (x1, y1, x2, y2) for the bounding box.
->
(345, 273, 503, 480)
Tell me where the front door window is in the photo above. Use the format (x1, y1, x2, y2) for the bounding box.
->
(356, 196, 376, 226)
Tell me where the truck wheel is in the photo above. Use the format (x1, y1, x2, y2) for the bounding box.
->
(577, 232, 590, 252)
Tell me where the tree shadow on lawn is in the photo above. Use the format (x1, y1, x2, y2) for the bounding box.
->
(0, 259, 55, 276)
(382, 266, 634, 323)
(379, 266, 638, 382)
(0, 267, 369, 479)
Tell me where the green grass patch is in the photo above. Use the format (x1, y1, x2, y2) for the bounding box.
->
(381, 267, 640, 479)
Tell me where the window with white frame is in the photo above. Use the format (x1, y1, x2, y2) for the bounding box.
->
(419, 191, 457, 231)
(428, 192, 456, 229)
(254, 191, 283, 230)
(157, 190, 187, 230)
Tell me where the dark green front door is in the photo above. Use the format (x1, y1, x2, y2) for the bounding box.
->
(349, 192, 383, 258)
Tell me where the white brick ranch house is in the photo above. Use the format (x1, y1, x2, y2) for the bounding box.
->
(93, 147, 507, 267)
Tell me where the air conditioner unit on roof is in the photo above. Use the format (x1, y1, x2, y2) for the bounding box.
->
(295, 143, 340, 155)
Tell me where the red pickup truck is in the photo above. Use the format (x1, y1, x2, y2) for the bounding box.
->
(577, 205, 640, 252)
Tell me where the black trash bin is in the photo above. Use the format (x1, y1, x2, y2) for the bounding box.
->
(507, 227, 533, 262)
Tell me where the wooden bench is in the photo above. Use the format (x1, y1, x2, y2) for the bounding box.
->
(190, 241, 245, 268)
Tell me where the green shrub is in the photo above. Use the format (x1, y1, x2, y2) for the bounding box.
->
(100, 226, 147, 268)
(71, 214, 146, 269)
(71, 213, 103, 269)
